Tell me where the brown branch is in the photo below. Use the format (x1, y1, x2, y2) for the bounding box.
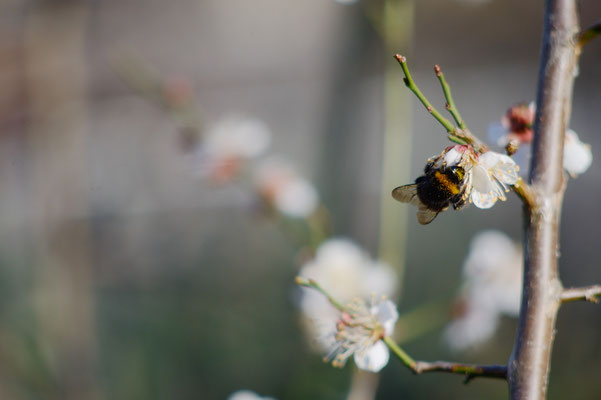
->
(383, 337, 507, 384)
(561, 285, 601, 303)
(413, 361, 507, 383)
(508, 0, 580, 399)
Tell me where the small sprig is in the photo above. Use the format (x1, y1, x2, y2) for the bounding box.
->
(434, 64, 466, 130)
(393, 54, 487, 153)
(296, 277, 508, 382)
(394, 54, 456, 134)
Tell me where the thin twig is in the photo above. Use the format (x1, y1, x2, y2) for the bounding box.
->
(414, 361, 508, 384)
(561, 285, 601, 303)
(434, 65, 466, 130)
(383, 337, 507, 383)
(393, 54, 456, 133)
(576, 19, 601, 47)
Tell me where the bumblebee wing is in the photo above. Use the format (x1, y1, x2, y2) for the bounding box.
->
(392, 184, 421, 206)
(417, 203, 439, 225)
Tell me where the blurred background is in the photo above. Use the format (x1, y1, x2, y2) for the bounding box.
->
(0, 0, 600, 399)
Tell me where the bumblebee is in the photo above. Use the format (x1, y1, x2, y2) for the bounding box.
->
(392, 157, 471, 225)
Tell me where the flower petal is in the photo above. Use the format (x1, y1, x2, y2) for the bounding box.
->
(353, 340, 390, 372)
(470, 165, 498, 209)
(444, 147, 465, 166)
(371, 299, 399, 336)
(479, 152, 519, 185)
(563, 129, 592, 177)
(362, 263, 398, 301)
(493, 159, 519, 185)
(471, 190, 498, 209)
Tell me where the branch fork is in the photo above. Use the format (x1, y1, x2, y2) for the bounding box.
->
(393, 54, 487, 152)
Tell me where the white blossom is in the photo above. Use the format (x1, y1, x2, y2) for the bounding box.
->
(462, 230, 523, 315)
(444, 230, 523, 351)
(204, 114, 271, 159)
(438, 146, 520, 210)
(297, 239, 397, 355)
(443, 300, 499, 352)
(324, 297, 398, 372)
(254, 156, 318, 218)
(563, 129, 592, 177)
(191, 114, 271, 182)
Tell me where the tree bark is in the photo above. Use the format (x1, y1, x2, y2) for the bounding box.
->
(508, 0, 580, 399)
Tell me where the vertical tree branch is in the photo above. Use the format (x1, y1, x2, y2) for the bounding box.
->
(508, 1, 579, 399)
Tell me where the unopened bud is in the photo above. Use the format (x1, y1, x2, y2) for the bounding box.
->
(505, 139, 520, 156)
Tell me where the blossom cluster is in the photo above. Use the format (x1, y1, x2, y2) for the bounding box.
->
(443, 230, 522, 351)
(188, 113, 319, 219)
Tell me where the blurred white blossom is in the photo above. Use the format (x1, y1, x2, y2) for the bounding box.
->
(444, 230, 522, 351)
(192, 114, 272, 182)
(324, 297, 398, 372)
(443, 300, 499, 352)
(254, 156, 318, 218)
(228, 390, 275, 400)
(297, 238, 397, 353)
(563, 129, 593, 177)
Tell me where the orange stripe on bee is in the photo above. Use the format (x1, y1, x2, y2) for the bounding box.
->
(434, 171, 460, 194)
